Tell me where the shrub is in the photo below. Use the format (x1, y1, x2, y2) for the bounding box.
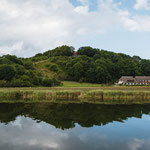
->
(42, 78, 62, 87)
(0, 80, 7, 87)
(42, 78, 53, 87)
(10, 79, 33, 87)
(46, 64, 60, 72)
(24, 61, 34, 70)
(5, 55, 23, 65)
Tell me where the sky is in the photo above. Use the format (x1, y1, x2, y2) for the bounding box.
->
(0, 0, 150, 58)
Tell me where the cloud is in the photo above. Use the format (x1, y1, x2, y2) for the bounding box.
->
(128, 138, 144, 150)
(0, 116, 105, 150)
(0, 0, 150, 57)
(134, 0, 150, 10)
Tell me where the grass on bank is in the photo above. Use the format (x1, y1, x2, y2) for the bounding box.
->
(1, 89, 150, 104)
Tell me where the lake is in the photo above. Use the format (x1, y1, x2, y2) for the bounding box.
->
(0, 103, 150, 150)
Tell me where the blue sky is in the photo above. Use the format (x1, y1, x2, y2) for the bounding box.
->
(70, 0, 98, 11)
(69, 0, 150, 58)
(0, 0, 150, 58)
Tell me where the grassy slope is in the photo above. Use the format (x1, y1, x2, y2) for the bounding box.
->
(34, 59, 56, 78)
(34, 59, 106, 87)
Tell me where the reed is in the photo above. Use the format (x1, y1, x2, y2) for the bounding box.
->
(0, 89, 150, 104)
(55, 91, 81, 101)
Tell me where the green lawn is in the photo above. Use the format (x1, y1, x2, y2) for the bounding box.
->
(62, 81, 108, 87)
(61, 81, 108, 87)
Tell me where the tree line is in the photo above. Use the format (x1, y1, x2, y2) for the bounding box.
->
(0, 45, 150, 87)
(33, 45, 150, 83)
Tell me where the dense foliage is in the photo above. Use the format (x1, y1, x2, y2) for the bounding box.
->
(33, 45, 150, 84)
(0, 55, 62, 87)
(0, 45, 150, 86)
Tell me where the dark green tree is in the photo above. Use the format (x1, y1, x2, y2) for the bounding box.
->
(77, 46, 99, 57)
(53, 45, 74, 56)
(0, 65, 16, 81)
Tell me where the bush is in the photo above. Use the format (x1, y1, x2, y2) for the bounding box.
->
(5, 55, 23, 65)
(0, 80, 7, 87)
(42, 78, 53, 87)
(51, 77, 63, 86)
(42, 78, 62, 87)
(49, 64, 60, 72)
(24, 61, 34, 70)
(10, 79, 33, 87)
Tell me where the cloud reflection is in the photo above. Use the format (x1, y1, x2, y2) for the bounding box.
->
(0, 116, 150, 150)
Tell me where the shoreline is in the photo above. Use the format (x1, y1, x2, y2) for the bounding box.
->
(1, 87, 150, 104)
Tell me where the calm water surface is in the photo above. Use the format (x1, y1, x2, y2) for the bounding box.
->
(0, 103, 150, 150)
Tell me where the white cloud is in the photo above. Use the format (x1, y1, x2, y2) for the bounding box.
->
(134, 0, 150, 10)
(128, 138, 144, 150)
(74, 6, 89, 14)
(133, 15, 150, 31)
(0, 0, 150, 57)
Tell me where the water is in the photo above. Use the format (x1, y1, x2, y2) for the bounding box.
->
(0, 103, 150, 150)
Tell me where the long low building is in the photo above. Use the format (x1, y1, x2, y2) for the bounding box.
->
(118, 76, 150, 85)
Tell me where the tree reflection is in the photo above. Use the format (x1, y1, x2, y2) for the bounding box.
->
(0, 103, 150, 130)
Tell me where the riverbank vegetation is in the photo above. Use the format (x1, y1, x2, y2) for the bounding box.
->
(1, 45, 150, 87)
(1, 87, 150, 104)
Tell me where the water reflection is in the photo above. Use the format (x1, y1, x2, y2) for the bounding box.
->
(0, 103, 150, 150)
(0, 103, 150, 129)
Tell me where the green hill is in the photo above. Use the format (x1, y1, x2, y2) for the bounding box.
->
(0, 45, 150, 87)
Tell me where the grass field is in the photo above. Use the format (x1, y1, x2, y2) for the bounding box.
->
(1, 81, 150, 91)
(0, 81, 111, 91)
(61, 81, 109, 87)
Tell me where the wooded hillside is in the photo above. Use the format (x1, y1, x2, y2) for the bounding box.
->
(0, 45, 150, 87)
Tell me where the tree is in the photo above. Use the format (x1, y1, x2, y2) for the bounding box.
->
(73, 63, 84, 81)
(53, 45, 74, 56)
(140, 60, 150, 75)
(5, 55, 23, 65)
(15, 65, 25, 76)
(47, 64, 60, 72)
(95, 66, 111, 83)
(24, 61, 34, 70)
(132, 56, 141, 62)
(0, 65, 16, 81)
(77, 47, 99, 57)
